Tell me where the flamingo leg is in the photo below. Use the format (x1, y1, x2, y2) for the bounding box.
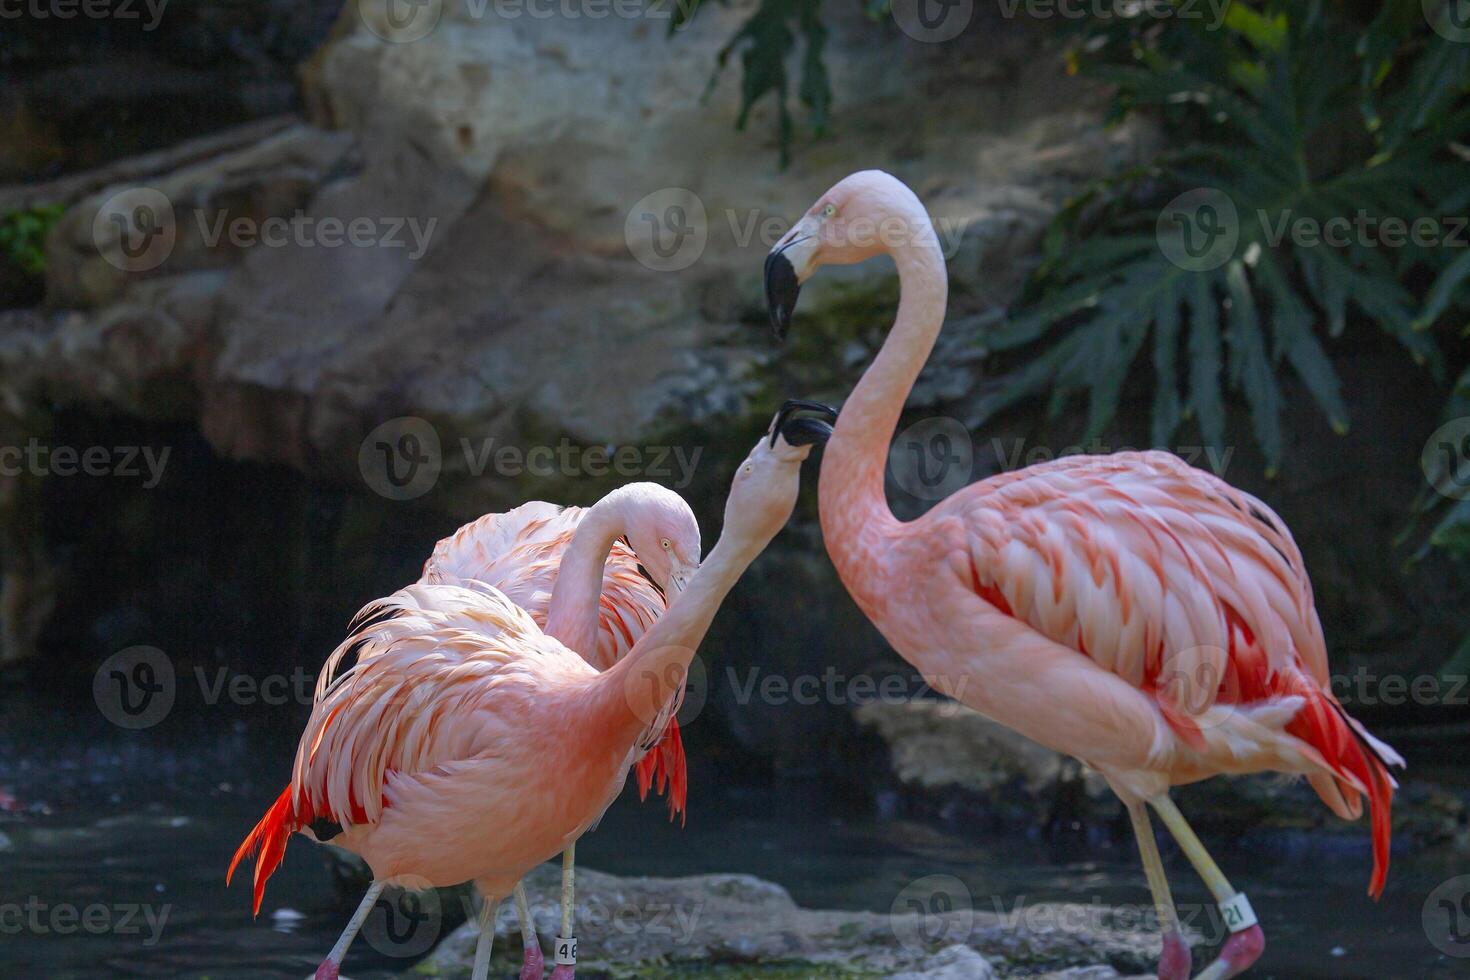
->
(470, 895, 503, 980)
(549, 844, 578, 980)
(1126, 801, 1192, 980)
(1150, 796, 1266, 980)
(514, 881, 545, 980)
(314, 880, 384, 980)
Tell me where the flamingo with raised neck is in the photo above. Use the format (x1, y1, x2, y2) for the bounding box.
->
(765, 170, 1401, 980)
(228, 401, 835, 980)
(417, 481, 701, 980)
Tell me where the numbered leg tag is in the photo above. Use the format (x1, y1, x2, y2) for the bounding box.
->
(554, 935, 578, 966)
(1218, 892, 1257, 933)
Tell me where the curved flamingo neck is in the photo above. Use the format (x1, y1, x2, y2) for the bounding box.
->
(585, 531, 760, 747)
(544, 492, 628, 655)
(819, 201, 948, 609)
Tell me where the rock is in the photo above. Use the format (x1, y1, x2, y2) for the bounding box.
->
(413, 863, 1166, 978)
(888, 944, 998, 979)
(855, 699, 1116, 828)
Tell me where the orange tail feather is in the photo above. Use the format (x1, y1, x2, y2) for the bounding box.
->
(634, 718, 688, 826)
(227, 786, 300, 916)
(1287, 683, 1400, 899)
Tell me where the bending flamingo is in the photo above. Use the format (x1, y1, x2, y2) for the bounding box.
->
(228, 401, 834, 980)
(415, 483, 701, 979)
(764, 171, 1401, 980)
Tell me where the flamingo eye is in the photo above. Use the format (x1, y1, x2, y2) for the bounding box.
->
(661, 538, 672, 550)
(821, 203, 836, 218)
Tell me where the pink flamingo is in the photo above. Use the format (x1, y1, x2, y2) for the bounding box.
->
(227, 402, 833, 980)
(413, 484, 702, 979)
(764, 171, 1401, 980)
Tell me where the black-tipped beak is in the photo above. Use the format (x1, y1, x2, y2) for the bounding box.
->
(781, 417, 833, 447)
(770, 398, 839, 447)
(764, 244, 802, 342)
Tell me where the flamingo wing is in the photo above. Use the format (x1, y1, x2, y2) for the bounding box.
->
(949, 450, 1401, 896)
(230, 581, 587, 913)
(956, 451, 1321, 708)
(421, 502, 683, 817)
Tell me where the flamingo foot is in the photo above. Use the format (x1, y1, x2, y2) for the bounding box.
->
(1192, 924, 1264, 980)
(548, 967, 575, 980)
(520, 942, 545, 980)
(1158, 929, 1191, 980)
(313, 960, 340, 980)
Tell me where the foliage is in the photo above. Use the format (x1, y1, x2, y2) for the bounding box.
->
(0, 203, 64, 279)
(978, 0, 1470, 473)
(672, 0, 832, 166)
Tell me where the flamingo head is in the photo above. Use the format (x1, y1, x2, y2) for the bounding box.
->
(720, 400, 836, 550)
(765, 169, 929, 338)
(619, 484, 702, 595)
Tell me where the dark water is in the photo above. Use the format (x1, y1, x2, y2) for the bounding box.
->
(0, 694, 1466, 979)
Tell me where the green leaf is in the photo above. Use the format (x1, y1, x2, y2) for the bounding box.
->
(1226, 261, 1283, 473)
(1416, 249, 1470, 329)
(1259, 253, 1349, 434)
(1187, 273, 1226, 452)
(1151, 278, 1184, 447)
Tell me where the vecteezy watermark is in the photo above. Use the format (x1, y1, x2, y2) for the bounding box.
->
(1157, 188, 1240, 272)
(355, 0, 700, 43)
(1331, 668, 1469, 708)
(984, 895, 1242, 946)
(890, 0, 974, 43)
(724, 666, 967, 708)
(92, 187, 176, 273)
(623, 188, 976, 273)
(1425, 0, 1470, 44)
(1158, 187, 1470, 271)
(195, 211, 438, 260)
(0, 898, 170, 946)
(1258, 210, 1470, 250)
(91, 187, 439, 272)
(0, 0, 168, 29)
(1424, 875, 1470, 958)
(890, 417, 974, 502)
(364, 881, 443, 959)
(0, 439, 169, 487)
(890, 875, 975, 952)
(1420, 417, 1470, 500)
(621, 649, 709, 729)
(625, 188, 709, 273)
(992, 438, 1236, 478)
(362, 885, 705, 960)
(359, 416, 706, 501)
(94, 647, 176, 730)
(994, 0, 1231, 29)
(94, 647, 325, 730)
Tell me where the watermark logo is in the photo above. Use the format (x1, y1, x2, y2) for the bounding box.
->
(0, 440, 170, 486)
(360, 416, 443, 501)
(0, 0, 169, 30)
(625, 188, 709, 273)
(889, 416, 973, 501)
(891, 0, 974, 43)
(1426, 0, 1470, 43)
(92, 187, 176, 273)
(1424, 875, 1470, 958)
(0, 898, 170, 946)
(890, 874, 974, 951)
(93, 646, 175, 730)
(622, 648, 708, 730)
(358, 0, 443, 42)
(1421, 417, 1470, 500)
(1157, 188, 1238, 272)
(363, 881, 443, 959)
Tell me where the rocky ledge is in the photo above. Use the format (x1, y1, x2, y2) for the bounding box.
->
(399, 863, 1160, 979)
(855, 700, 1470, 855)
